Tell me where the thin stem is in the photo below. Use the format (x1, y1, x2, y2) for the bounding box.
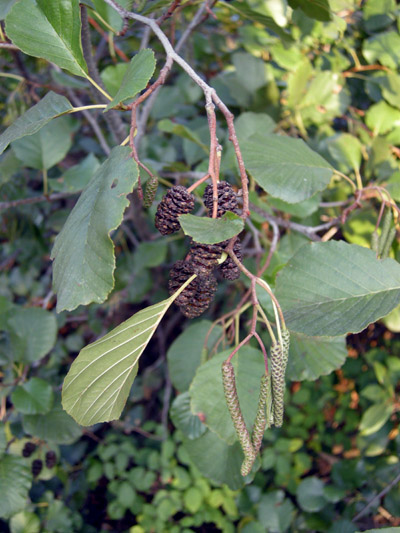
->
(42, 168, 48, 196)
(85, 74, 113, 101)
(334, 170, 357, 191)
(187, 173, 210, 193)
(256, 304, 276, 344)
(69, 104, 108, 112)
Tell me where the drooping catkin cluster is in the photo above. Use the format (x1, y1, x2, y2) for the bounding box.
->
(251, 374, 271, 452)
(222, 361, 256, 477)
(270, 330, 290, 428)
(156, 181, 243, 319)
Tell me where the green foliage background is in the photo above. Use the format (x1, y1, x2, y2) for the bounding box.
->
(0, 0, 400, 531)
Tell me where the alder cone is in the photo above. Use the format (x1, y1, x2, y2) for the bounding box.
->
(203, 181, 238, 217)
(45, 450, 57, 469)
(155, 185, 195, 235)
(182, 274, 217, 319)
(220, 239, 242, 280)
(143, 176, 159, 208)
(168, 260, 217, 318)
(22, 441, 36, 458)
(31, 459, 43, 477)
(187, 241, 224, 275)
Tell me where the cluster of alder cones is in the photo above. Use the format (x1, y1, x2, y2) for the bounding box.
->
(155, 181, 242, 318)
(22, 441, 57, 476)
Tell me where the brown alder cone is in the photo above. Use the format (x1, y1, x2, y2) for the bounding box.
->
(187, 241, 224, 275)
(203, 181, 238, 217)
(155, 185, 195, 235)
(168, 260, 218, 318)
(220, 239, 242, 280)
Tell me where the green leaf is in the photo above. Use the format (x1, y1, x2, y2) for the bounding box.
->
(183, 487, 203, 514)
(257, 490, 295, 532)
(92, 0, 133, 32)
(359, 402, 393, 436)
(105, 49, 156, 111)
(232, 52, 267, 93)
(22, 401, 82, 444)
(183, 430, 245, 490)
(158, 119, 209, 152)
(189, 347, 265, 445)
(381, 72, 400, 109)
(49, 153, 100, 193)
(0, 0, 17, 20)
(289, 0, 331, 21)
(365, 101, 400, 135)
(363, 0, 396, 32)
(222, 1, 293, 42)
(11, 378, 54, 415)
(100, 63, 129, 96)
(286, 333, 347, 381)
(0, 455, 32, 519)
(51, 146, 138, 312)
(0, 92, 73, 155)
(275, 241, 400, 336)
(0, 150, 21, 185)
(235, 112, 276, 144)
(296, 477, 327, 512)
(5, 0, 88, 77)
(12, 117, 73, 170)
(363, 32, 400, 70)
(6, 307, 57, 363)
(167, 320, 223, 392)
(170, 392, 207, 440)
(179, 212, 244, 245)
(241, 134, 333, 203)
(62, 289, 195, 426)
(327, 133, 362, 172)
(10, 511, 41, 533)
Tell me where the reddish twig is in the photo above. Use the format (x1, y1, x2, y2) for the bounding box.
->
(88, 17, 130, 62)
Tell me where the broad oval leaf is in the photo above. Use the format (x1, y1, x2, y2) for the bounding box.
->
(11, 378, 54, 415)
(182, 430, 246, 490)
(62, 287, 194, 426)
(167, 319, 223, 392)
(22, 402, 82, 444)
(189, 347, 265, 445)
(51, 146, 138, 312)
(179, 212, 244, 245)
(105, 49, 156, 111)
(359, 402, 393, 436)
(241, 134, 333, 203)
(7, 307, 57, 363)
(289, 0, 331, 21)
(12, 117, 73, 171)
(286, 333, 347, 381)
(296, 477, 327, 512)
(170, 392, 207, 440)
(5, 0, 88, 77)
(275, 241, 400, 336)
(0, 92, 72, 155)
(0, 455, 32, 519)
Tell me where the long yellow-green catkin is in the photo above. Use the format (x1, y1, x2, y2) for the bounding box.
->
(221, 361, 255, 476)
(281, 329, 290, 372)
(143, 176, 159, 208)
(378, 209, 392, 255)
(381, 227, 396, 259)
(371, 230, 379, 253)
(251, 374, 270, 453)
(270, 342, 285, 427)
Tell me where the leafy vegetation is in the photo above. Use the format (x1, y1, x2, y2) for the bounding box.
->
(1, 0, 400, 531)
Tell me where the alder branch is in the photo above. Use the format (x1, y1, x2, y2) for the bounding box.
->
(0, 191, 79, 211)
(249, 202, 341, 241)
(353, 468, 400, 522)
(102, 0, 250, 218)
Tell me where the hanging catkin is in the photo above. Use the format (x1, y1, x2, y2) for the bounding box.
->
(221, 360, 255, 476)
(270, 342, 285, 427)
(143, 176, 159, 208)
(251, 374, 270, 453)
(281, 329, 291, 372)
